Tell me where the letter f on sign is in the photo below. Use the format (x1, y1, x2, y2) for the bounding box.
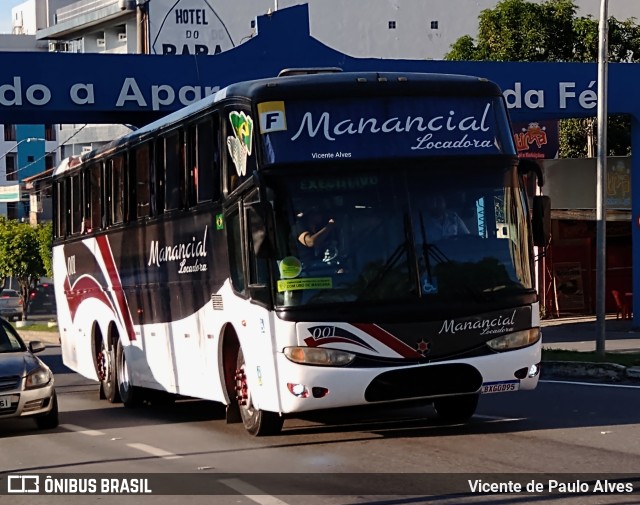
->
(258, 101, 287, 133)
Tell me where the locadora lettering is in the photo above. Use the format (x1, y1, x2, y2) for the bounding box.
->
(148, 226, 208, 271)
(439, 310, 517, 335)
(290, 103, 492, 142)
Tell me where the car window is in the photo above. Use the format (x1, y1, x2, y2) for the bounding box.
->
(0, 321, 26, 352)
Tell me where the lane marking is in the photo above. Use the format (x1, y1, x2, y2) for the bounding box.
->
(541, 380, 640, 389)
(59, 424, 105, 436)
(126, 443, 182, 460)
(219, 478, 290, 505)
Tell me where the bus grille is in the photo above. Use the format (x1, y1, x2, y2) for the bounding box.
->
(364, 363, 482, 402)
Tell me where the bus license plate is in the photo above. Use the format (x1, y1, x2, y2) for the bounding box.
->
(0, 396, 11, 409)
(481, 380, 520, 394)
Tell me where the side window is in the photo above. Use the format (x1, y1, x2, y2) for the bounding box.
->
(225, 108, 256, 194)
(226, 208, 245, 293)
(187, 124, 198, 207)
(165, 132, 182, 211)
(82, 169, 91, 233)
(112, 155, 125, 224)
(197, 116, 220, 203)
(136, 143, 151, 218)
(90, 163, 102, 230)
(154, 138, 165, 215)
(55, 180, 67, 238)
(70, 174, 82, 234)
(111, 156, 125, 224)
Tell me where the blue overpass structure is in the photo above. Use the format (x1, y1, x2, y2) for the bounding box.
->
(0, 4, 638, 325)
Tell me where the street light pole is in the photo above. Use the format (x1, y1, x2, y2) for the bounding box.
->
(596, 0, 609, 358)
(0, 137, 46, 162)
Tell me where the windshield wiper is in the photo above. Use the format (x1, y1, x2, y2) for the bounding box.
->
(357, 213, 413, 300)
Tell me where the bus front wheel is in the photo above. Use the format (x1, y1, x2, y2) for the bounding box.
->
(235, 348, 283, 436)
(433, 393, 479, 423)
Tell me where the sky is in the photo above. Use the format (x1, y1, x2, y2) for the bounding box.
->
(0, 1, 26, 34)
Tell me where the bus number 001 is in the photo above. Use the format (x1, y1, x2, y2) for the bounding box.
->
(67, 255, 76, 276)
(311, 326, 336, 339)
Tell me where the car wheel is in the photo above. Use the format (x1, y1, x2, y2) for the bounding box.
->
(35, 392, 59, 430)
(235, 348, 283, 436)
(116, 340, 141, 408)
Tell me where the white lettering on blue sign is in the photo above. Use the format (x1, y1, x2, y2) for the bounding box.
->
(115, 77, 219, 110)
(290, 103, 492, 142)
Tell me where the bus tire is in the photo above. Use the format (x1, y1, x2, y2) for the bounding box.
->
(433, 393, 479, 423)
(116, 340, 142, 408)
(98, 339, 120, 403)
(235, 348, 283, 436)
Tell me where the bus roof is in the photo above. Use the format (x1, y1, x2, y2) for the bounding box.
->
(53, 71, 503, 177)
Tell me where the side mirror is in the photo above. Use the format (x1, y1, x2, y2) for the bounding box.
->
(532, 195, 551, 247)
(29, 340, 45, 354)
(518, 158, 544, 187)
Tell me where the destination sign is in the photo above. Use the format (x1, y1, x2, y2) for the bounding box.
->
(258, 97, 515, 164)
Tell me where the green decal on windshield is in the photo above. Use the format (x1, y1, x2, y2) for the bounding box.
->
(278, 256, 302, 279)
(215, 214, 224, 230)
(277, 277, 333, 292)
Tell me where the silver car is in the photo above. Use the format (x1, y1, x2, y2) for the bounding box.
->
(0, 317, 58, 429)
(0, 289, 24, 322)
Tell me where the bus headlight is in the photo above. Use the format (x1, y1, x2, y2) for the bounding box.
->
(284, 347, 356, 366)
(487, 328, 540, 351)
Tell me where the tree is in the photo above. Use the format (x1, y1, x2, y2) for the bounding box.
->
(37, 222, 54, 279)
(0, 218, 45, 319)
(445, 0, 640, 157)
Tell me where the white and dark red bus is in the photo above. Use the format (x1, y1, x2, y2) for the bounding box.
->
(52, 70, 549, 436)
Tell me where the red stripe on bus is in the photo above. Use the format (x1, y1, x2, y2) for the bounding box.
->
(66, 275, 113, 321)
(96, 235, 137, 341)
(352, 323, 422, 358)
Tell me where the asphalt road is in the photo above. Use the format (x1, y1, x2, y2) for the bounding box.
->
(2, 344, 640, 504)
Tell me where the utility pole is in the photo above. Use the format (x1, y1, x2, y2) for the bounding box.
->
(595, 0, 609, 358)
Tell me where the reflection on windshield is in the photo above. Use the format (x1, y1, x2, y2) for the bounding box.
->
(267, 165, 533, 307)
(0, 323, 25, 353)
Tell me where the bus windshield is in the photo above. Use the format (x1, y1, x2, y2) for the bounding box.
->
(267, 162, 533, 307)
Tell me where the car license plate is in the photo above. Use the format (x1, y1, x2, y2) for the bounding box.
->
(481, 380, 520, 394)
(0, 396, 11, 408)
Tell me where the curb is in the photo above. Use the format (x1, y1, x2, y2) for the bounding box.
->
(542, 361, 640, 383)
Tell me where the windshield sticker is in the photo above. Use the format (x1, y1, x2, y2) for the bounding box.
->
(258, 101, 287, 133)
(277, 277, 332, 292)
(227, 110, 253, 176)
(278, 256, 302, 279)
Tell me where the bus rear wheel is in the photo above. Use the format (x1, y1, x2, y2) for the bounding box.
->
(235, 348, 283, 436)
(433, 393, 479, 423)
(97, 339, 120, 403)
(116, 340, 142, 408)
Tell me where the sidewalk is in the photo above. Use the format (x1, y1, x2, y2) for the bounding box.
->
(541, 315, 640, 353)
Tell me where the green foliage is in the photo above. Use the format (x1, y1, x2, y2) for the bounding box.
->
(445, 0, 640, 156)
(37, 222, 53, 278)
(0, 218, 45, 319)
(446, 0, 640, 63)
